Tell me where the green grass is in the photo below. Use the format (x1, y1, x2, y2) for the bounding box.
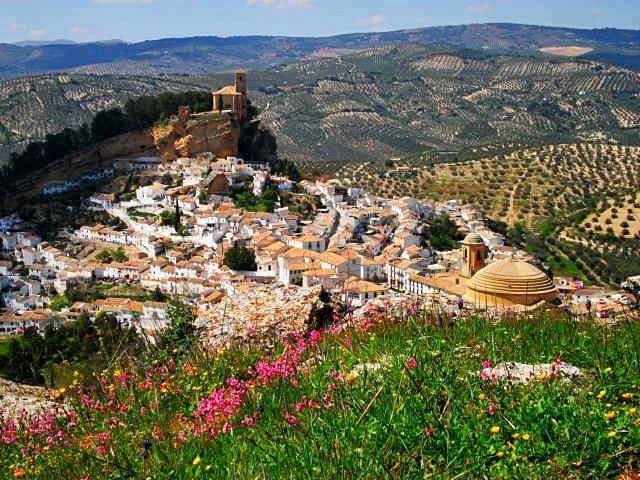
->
(2, 309, 640, 479)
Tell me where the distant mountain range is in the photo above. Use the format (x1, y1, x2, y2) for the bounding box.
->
(1, 23, 640, 78)
(13, 39, 78, 47)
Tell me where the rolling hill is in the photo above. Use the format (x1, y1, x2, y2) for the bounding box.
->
(1, 44, 639, 167)
(245, 44, 640, 164)
(0, 23, 639, 79)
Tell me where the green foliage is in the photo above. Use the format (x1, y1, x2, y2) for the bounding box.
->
(49, 293, 72, 312)
(271, 158, 301, 182)
(234, 187, 279, 212)
(112, 247, 128, 263)
(4, 91, 210, 178)
(506, 222, 528, 245)
(156, 303, 197, 354)
(0, 315, 143, 386)
(5, 310, 640, 478)
(94, 247, 128, 264)
(223, 246, 257, 271)
(95, 249, 113, 263)
(159, 210, 183, 233)
(425, 214, 463, 250)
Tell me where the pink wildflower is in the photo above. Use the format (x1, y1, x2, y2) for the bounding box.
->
(407, 357, 418, 370)
(284, 412, 299, 426)
(242, 416, 256, 427)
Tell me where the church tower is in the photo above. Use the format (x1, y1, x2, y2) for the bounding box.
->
(234, 71, 247, 94)
(460, 233, 486, 278)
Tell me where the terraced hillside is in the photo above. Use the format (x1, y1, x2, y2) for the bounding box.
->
(3, 45, 640, 168)
(245, 45, 640, 163)
(333, 142, 640, 286)
(0, 74, 213, 165)
(1, 23, 640, 78)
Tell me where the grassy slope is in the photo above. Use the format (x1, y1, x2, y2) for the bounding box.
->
(2, 306, 640, 479)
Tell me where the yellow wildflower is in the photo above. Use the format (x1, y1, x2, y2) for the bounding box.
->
(58, 387, 66, 394)
(608, 431, 617, 438)
(604, 411, 616, 420)
(604, 367, 613, 374)
(621, 392, 632, 400)
(345, 372, 358, 383)
(596, 390, 607, 399)
(478, 393, 487, 400)
(511, 433, 521, 440)
(629, 407, 637, 416)
(193, 456, 201, 466)
(496, 451, 505, 458)
(522, 433, 531, 441)
(489, 426, 501, 434)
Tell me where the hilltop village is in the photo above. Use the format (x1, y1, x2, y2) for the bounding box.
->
(0, 73, 638, 344)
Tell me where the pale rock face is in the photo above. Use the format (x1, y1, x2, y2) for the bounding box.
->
(480, 361, 584, 384)
(0, 378, 61, 420)
(153, 113, 239, 162)
(197, 285, 329, 348)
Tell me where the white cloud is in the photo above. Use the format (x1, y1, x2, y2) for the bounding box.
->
(357, 14, 385, 27)
(247, 0, 312, 9)
(92, 0, 153, 4)
(25, 29, 47, 41)
(71, 26, 90, 34)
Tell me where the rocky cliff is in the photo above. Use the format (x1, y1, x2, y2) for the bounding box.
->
(152, 111, 239, 162)
(0, 112, 241, 211)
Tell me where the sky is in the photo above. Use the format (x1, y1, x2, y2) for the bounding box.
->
(1, 0, 638, 44)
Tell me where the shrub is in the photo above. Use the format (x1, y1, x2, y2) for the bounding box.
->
(223, 246, 257, 271)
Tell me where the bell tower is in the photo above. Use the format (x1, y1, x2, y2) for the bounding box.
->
(460, 233, 486, 278)
(234, 71, 247, 94)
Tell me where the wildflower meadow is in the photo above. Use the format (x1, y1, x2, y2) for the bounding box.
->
(1, 303, 640, 479)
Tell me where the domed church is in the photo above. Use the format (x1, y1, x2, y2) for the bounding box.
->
(459, 233, 558, 309)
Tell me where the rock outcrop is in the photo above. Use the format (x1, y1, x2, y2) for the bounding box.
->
(153, 111, 239, 162)
(0, 378, 59, 419)
(197, 285, 328, 348)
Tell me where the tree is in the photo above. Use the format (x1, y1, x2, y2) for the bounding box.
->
(157, 303, 197, 353)
(91, 108, 129, 141)
(223, 246, 257, 271)
(50, 293, 72, 311)
(152, 286, 166, 302)
(112, 247, 128, 263)
(174, 199, 181, 231)
(425, 215, 463, 250)
(95, 249, 113, 263)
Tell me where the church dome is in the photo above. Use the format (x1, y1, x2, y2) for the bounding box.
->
(464, 258, 557, 307)
(462, 233, 484, 244)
